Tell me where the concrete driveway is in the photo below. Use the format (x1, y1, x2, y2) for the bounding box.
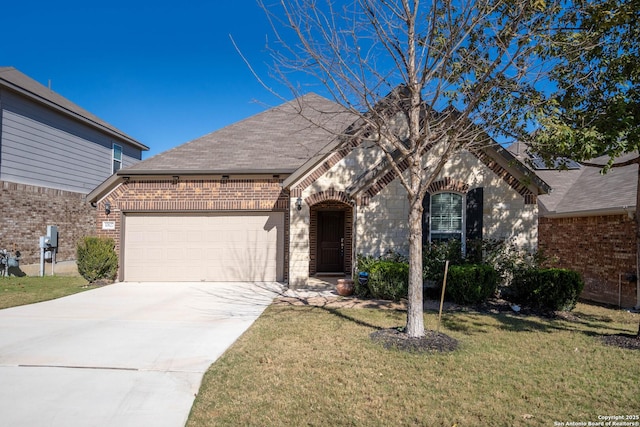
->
(0, 281, 282, 427)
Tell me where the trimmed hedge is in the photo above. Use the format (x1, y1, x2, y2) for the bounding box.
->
(509, 268, 584, 312)
(76, 236, 118, 282)
(445, 264, 499, 305)
(423, 240, 465, 282)
(357, 260, 409, 301)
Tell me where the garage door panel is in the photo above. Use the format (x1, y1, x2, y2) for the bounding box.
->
(166, 231, 184, 242)
(124, 213, 284, 282)
(186, 247, 203, 260)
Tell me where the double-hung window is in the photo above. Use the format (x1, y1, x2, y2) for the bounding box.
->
(112, 144, 122, 173)
(430, 192, 464, 243)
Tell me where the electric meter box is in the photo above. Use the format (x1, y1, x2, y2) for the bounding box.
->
(46, 225, 58, 248)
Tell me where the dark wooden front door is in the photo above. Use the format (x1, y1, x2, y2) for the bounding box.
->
(317, 211, 345, 272)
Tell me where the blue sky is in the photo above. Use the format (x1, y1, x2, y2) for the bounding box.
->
(3, 1, 293, 158)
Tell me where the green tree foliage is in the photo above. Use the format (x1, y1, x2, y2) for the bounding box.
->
(531, 0, 639, 315)
(76, 237, 118, 283)
(533, 0, 639, 165)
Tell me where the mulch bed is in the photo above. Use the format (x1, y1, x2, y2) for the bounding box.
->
(370, 328, 459, 353)
(601, 334, 640, 350)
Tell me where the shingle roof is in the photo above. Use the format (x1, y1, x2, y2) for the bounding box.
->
(124, 93, 354, 174)
(507, 142, 638, 215)
(539, 164, 636, 215)
(0, 66, 147, 150)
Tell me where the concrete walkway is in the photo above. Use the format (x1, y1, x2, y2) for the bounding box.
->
(0, 281, 282, 427)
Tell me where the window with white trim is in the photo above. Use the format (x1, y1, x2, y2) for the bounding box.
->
(112, 144, 122, 173)
(430, 192, 464, 244)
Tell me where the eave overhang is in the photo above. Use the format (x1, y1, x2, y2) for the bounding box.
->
(0, 74, 149, 151)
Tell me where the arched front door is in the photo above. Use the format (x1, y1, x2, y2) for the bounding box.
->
(316, 210, 345, 272)
(308, 198, 353, 276)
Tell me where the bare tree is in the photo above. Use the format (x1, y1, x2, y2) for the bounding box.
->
(257, 0, 566, 337)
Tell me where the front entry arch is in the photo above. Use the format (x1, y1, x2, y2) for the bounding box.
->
(317, 210, 345, 272)
(308, 199, 353, 276)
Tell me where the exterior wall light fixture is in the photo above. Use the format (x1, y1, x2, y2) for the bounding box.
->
(104, 201, 111, 216)
(296, 197, 303, 211)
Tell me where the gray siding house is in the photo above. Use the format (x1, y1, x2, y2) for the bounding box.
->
(0, 67, 148, 268)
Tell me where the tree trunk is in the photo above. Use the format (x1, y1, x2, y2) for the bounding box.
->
(405, 195, 425, 338)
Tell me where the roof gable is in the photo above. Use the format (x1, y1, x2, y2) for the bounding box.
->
(285, 88, 550, 203)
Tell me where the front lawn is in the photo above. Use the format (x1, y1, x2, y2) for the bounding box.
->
(187, 302, 640, 427)
(0, 276, 89, 309)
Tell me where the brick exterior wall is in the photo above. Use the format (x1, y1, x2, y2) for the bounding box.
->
(539, 214, 638, 307)
(95, 177, 289, 280)
(0, 181, 95, 265)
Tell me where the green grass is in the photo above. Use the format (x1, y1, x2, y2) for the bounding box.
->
(0, 276, 90, 309)
(187, 302, 640, 427)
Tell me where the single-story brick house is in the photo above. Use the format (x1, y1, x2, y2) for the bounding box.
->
(509, 142, 639, 308)
(88, 93, 549, 287)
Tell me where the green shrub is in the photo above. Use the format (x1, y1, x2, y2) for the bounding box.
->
(509, 268, 584, 312)
(355, 254, 377, 297)
(368, 261, 409, 301)
(76, 236, 118, 282)
(423, 240, 464, 283)
(445, 264, 499, 305)
(356, 256, 408, 301)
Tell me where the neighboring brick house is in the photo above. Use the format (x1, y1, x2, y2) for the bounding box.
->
(509, 142, 638, 308)
(87, 91, 549, 287)
(0, 67, 148, 267)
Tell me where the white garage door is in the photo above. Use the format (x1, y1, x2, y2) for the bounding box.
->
(123, 213, 284, 282)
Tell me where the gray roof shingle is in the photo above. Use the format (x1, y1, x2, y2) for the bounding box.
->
(508, 142, 638, 215)
(124, 93, 354, 174)
(537, 163, 637, 215)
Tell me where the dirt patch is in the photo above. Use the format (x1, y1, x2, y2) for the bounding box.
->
(370, 328, 459, 353)
(601, 334, 640, 350)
